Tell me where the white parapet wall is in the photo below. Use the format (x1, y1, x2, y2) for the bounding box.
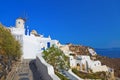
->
(92, 65, 108, 73)
(68, 69, 83, 80)
(36, 53, 60, 80)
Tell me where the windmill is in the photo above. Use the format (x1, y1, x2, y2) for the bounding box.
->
(20, 11, 30, 35)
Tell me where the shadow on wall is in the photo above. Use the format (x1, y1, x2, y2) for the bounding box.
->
(19, 77, 29, 80)
(29, 60, 43, 80)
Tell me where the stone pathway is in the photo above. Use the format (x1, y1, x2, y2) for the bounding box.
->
(6, 59, 33, 80)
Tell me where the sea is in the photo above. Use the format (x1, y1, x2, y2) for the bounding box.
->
(95, 48, 120, 58)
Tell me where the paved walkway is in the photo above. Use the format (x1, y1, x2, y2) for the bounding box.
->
(6, 59, 40, 80)
(61, 70, 79, 80)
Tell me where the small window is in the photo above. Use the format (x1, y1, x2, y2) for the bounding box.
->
(47, 42, 50, 48)
(18, 22, 20, 24)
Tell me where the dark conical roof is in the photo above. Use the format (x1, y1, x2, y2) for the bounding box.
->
(17, 17, 26, 22)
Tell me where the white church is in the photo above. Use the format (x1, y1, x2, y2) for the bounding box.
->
(8, 18, 60, 59)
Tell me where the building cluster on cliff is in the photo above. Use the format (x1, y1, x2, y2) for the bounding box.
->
(8, 18, 60, 59)
(6, 18, 115, 80)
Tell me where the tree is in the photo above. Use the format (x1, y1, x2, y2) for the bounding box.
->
(43, 45, 70, 71)
(0, 24, 22, 60)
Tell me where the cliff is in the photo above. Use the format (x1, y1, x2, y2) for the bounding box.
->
(97, 55, 120, 77)
(68, 44, 120, 77)
(69, 44, 96, 56)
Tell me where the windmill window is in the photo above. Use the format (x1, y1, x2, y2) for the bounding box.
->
(18, 22, 20, 24)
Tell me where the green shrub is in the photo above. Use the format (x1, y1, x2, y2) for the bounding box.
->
(72, 69, 106, 80)
(43, 45, 70, 70)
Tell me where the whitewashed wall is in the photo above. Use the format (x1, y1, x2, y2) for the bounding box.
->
(36, 53, 60, 80)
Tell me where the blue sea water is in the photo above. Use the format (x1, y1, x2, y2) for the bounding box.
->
(95, 48, 120, 58)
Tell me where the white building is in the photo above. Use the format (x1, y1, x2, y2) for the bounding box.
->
(9, 18, 60, 59)
(59, 44, 73, 56)
(69, 55, 108, 73)
(88, 48, 97, 56)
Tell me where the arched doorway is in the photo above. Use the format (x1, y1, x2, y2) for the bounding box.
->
(76, 63, 80, 71)
(82, 63, 85, 71)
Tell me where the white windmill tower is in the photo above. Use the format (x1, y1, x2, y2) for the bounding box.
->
(16, 18, 25, 29)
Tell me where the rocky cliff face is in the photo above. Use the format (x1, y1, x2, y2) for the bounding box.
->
(70, 46, 89, 55)
(68, 44, 95, 56)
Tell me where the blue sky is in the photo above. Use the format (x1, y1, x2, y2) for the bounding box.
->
(0, 0, 120, 48)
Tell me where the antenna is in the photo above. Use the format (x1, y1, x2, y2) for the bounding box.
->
(24, 11, 29, 22)
(20, 11, 29, 22)
(21, 11, 29, 29)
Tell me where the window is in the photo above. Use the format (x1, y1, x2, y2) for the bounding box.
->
(47, 42, 50, 48)
(18, 22, 20, 24)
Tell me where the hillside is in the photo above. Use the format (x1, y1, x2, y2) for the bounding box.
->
(97, 55, 120, 77)
(68, 44, 120, 77)
(68, 44, 90, 55)
(0, 24, 22, 79)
